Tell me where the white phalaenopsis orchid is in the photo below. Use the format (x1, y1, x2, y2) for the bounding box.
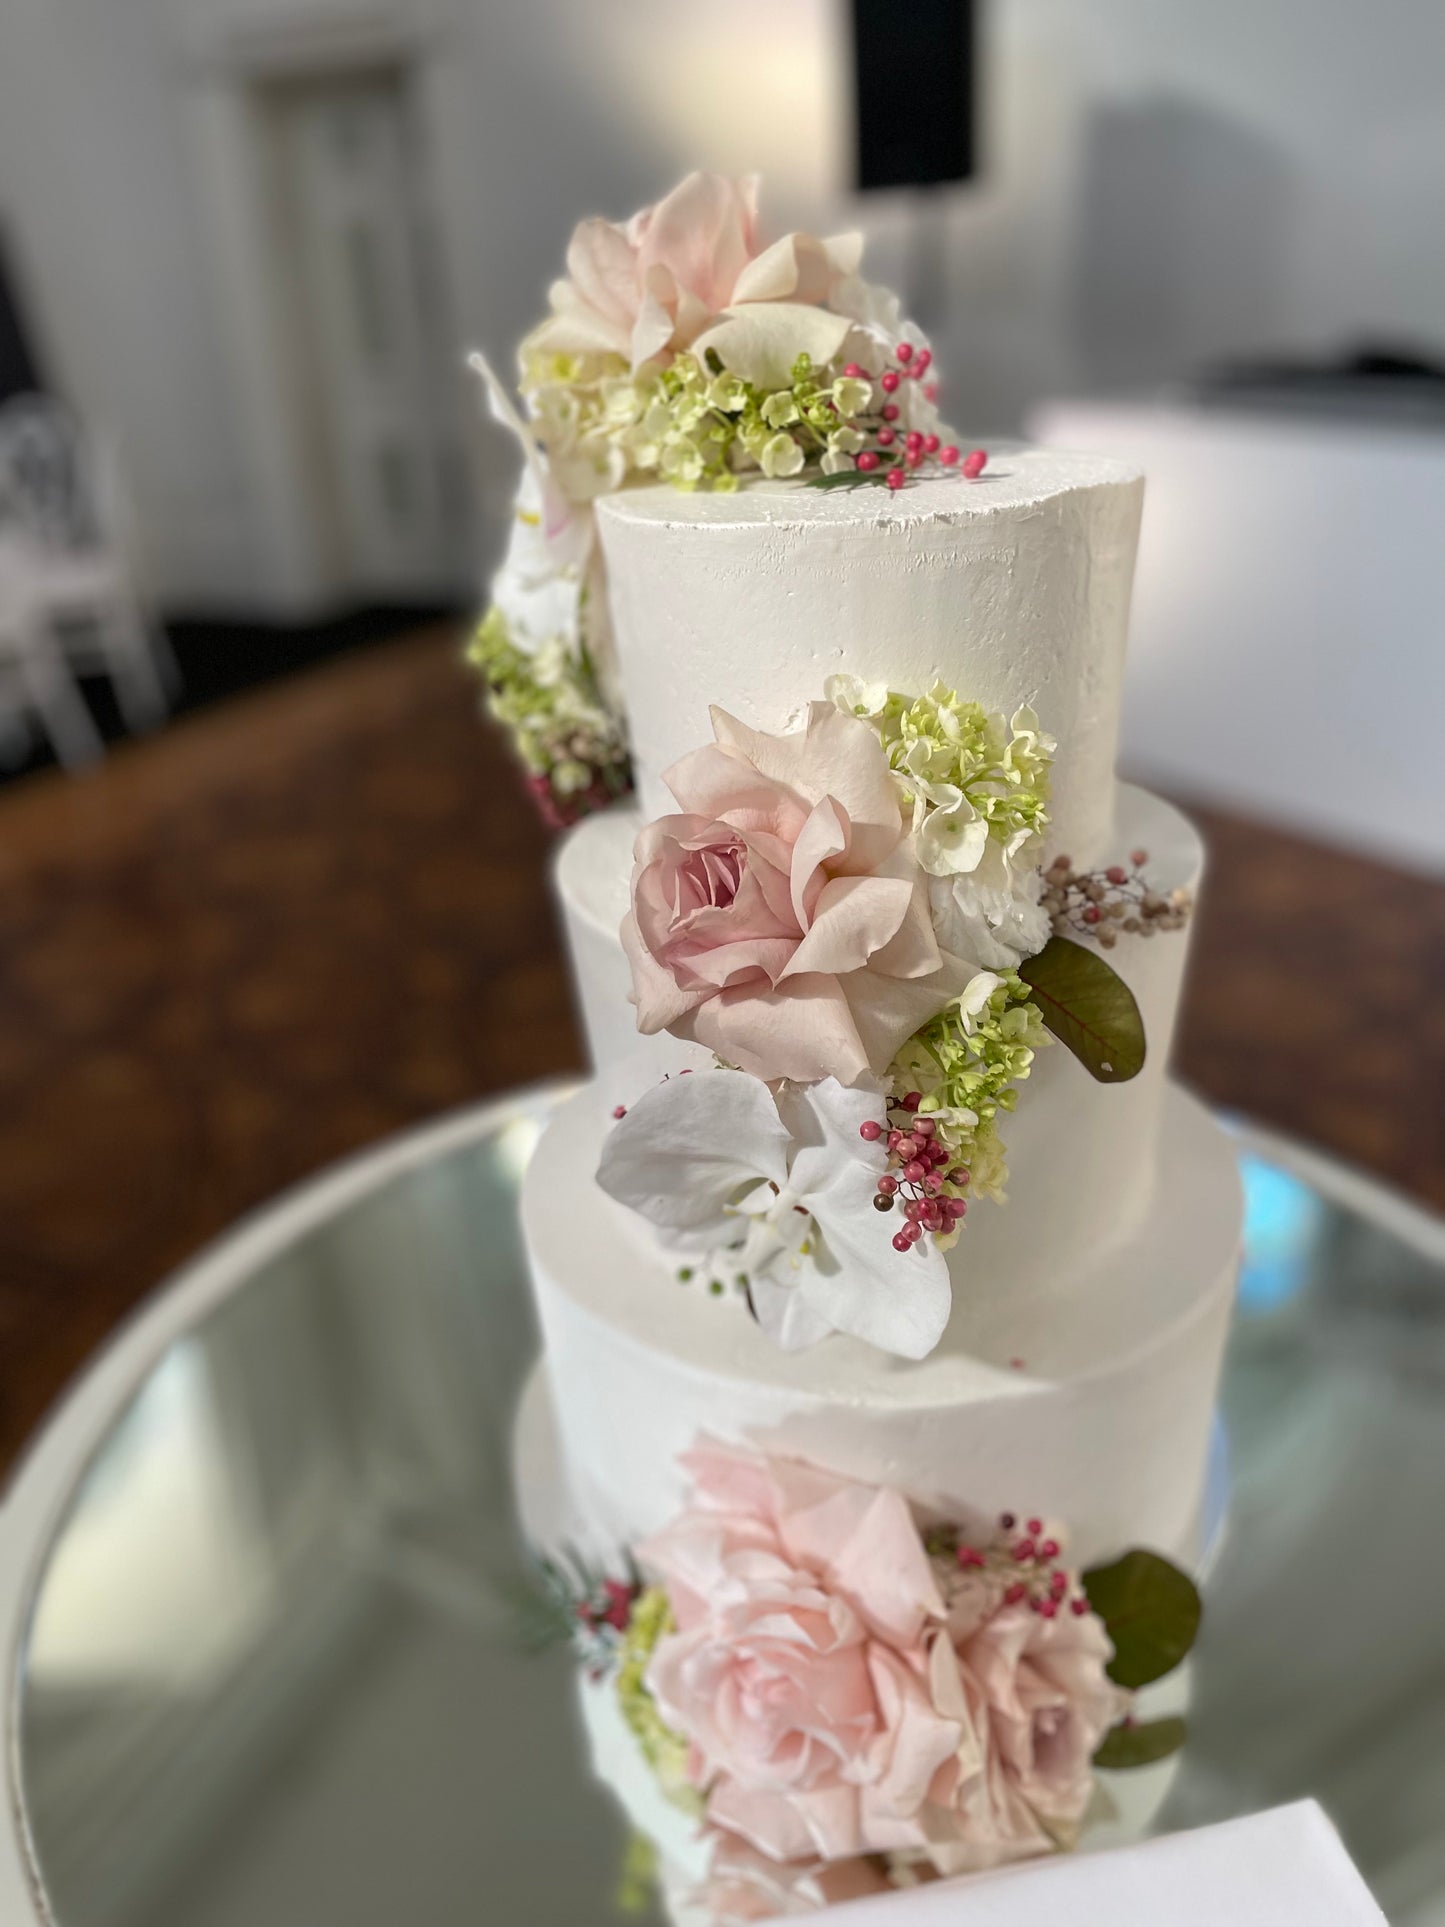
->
(596, 1071, 951, 1360)
(468, 350, 620, 711)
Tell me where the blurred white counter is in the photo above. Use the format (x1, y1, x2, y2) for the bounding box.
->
(1029, 397, 1445, 876)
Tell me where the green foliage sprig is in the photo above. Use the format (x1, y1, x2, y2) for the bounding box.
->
(851, 679, 1055, 851)
(1082, 1548, 1204, 1771)
(891, 973, 1050, 1202)
(467, 606, 630, 827)
(522, 346, 911, 496)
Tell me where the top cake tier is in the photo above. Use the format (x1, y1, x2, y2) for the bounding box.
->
(596, 449, 1144, 866)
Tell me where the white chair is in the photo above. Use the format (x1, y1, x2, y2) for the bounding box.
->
(0, 394, 178, 768)
(0, 534, 103, 769)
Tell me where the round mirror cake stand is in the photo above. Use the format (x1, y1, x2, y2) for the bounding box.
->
(0, 1087, 1441, 1926)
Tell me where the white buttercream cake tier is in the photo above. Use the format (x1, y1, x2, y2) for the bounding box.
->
(595, 450, 1144, 868)
(521, 1073, 1241, 1572)
(555, 782, 1201, 1276)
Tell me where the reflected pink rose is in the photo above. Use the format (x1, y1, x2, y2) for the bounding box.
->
(622, 704, 972, 1084)
(525, 172, 861, 373)
(699, 1833, 895, 1922)
(639, 1440, 1130, 1890)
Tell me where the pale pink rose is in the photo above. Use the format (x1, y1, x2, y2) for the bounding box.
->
(639, 1440, 1130, 1888)
(640, 1441, 959, 1866)
(621, 704, 975, 1084)
(911, 1597, 1128, 1877)
(525, 172, 862, 375)
(959, 1594, 1126, 1832)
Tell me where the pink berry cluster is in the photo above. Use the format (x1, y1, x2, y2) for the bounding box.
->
(1042, 846, 1193, 952)
(567, 1571, 642, 1680)
(574, 1576, 636, 1636)
(842, 341, 987, 491)
(858, 1090, 969, 1254)
(952, 1513, 1095, 1621)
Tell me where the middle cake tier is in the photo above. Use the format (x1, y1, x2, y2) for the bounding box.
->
(521, 1068, 1241, 1573)
(554, 780, 1201, 1287)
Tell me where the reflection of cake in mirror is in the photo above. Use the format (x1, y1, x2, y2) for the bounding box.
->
(470, 172, 1240, 1921)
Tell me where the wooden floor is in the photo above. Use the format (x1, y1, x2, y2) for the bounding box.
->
(1, 627, 1442, 1471)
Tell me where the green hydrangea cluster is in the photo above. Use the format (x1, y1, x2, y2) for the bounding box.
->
(836, 678, 1054, 851)
(891, 973, 1050, 1201)
(467, 605, 629, 823)
(615, 1586, 702, 1816)
(522, 347, 875, 494)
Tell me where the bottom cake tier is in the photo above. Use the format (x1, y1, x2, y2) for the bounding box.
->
(521, 1075, 1242, 1571)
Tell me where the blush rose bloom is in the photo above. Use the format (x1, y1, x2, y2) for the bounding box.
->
(622, 704, 978, 1085)
(524, 172, 863, 382)
(639, 1441, 1129, 1883)
(698, 1834, 894, 1922)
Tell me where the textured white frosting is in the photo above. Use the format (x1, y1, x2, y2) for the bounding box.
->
(522, 1076, 1240, 1572)
(555, 783, 1201, 1275)
(595, 450, 1144, 868)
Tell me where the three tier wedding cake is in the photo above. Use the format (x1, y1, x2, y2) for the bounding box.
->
(470, 173, 1242, 1923)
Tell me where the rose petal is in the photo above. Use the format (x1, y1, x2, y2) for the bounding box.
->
(779, 872, 914, 982)
(866, 1644, 965, 1815)
(681, 973, 872, 1086)
(711, 705, 903, 877)
(863, 865, 944, 982)
(621, 908, 707, 1033)
(664, 740, 809, 844)
(786, 795, 850, 931)
(708, 1777, 837, 1863)
(839, 944, 978, 1075)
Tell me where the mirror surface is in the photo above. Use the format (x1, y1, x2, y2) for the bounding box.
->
(15, 1100, 1445, 1925)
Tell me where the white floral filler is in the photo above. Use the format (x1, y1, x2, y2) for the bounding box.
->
(600, 680, 1059, 1359)
(468, 172, 985, 825)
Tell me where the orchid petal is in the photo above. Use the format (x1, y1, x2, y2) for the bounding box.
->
(691, 303, 855, 392)
(564, 216, 640, 331)
(597, 1069, 791, 1242)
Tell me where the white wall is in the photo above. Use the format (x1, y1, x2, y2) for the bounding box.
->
(0, 0, 1441, 612)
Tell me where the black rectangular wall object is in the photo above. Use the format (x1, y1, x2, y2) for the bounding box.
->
(851, 0, 977, 191)
(0, 225, 44, 404)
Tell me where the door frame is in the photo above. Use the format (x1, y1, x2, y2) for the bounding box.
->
(181, 9, 469, 616)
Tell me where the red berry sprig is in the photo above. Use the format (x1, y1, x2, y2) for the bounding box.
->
(946, 1513, 1095, 1620)
(1042, 847, 1192, 951)
(834, 343, 987, 490)
(859, 1090, 969, 1254)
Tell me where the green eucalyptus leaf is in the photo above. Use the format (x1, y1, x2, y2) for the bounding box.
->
(1019, 936, 1146, 1082)
(1082, 1549, 1202, 1688)
(801, 467, 897, 490)
(1094, 1715, 1189, 1770)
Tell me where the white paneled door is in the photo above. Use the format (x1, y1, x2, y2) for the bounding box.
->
(277, 72, 466, 600)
